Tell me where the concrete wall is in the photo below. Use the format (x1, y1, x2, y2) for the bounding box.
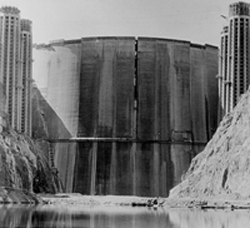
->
(78, 37, 135, 137)
(71, 141, 173, 196)
(33, 37, 218, 196)
(33, 42, 81, 136)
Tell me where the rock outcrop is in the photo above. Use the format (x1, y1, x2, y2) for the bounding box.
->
(0, 128, 61, 194)
(0, 187, 41, 203)
(0, 130, 36, 191)
(0, 82, 62, 197)
(32, 86, 72, 193)
(170, 89, 250, 200)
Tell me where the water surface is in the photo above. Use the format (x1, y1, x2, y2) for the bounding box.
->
(0, 205, 250, 228)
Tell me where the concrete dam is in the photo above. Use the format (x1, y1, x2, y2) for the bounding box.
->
(33, 37, 218, 197)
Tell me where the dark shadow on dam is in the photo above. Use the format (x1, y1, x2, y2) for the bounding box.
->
(52, 140, 205, 197)
(73, 141, 173, 196)
(33, 37, 218, 197)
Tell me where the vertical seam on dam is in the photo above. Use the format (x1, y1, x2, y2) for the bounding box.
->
(134, 38, 138, 139)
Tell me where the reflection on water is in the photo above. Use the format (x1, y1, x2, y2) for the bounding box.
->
(1, 205, 250, 228)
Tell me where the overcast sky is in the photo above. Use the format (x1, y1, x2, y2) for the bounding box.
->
(1, 0, 237, 46)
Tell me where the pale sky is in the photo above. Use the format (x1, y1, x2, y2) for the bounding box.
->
(1, 0, 237, 46)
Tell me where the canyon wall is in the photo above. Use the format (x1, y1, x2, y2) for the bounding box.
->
(33, 37, 218, 196)
(170, 88, 250, 200)
(0, 82, 61, 194)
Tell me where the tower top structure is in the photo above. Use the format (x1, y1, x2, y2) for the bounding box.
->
(21, 19, 32, 32)
(0, 6, 20, 15)
(229, 2, 250, 17)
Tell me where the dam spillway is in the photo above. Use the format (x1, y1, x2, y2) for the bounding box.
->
(33, 37, 218, 197)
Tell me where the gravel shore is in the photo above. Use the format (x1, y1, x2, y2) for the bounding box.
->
(40, 193, 250, 210)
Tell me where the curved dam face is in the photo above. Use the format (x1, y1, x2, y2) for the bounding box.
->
(33, 37, 218, 197)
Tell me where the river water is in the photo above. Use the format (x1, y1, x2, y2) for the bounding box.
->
(0, 205, 250, 228)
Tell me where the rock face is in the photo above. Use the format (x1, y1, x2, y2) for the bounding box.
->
(0, 130, 36, 191)
(170, 89, 250, 199)
(0, 128, 60, 194)
(32, 86, 71, 193)
(0, 187, 41, 203)
(0, 82, 62, 195)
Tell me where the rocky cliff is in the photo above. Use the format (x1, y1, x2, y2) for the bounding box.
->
(0, 127, 61, 194)
(32, 85, 72, 193)
(0, 82, 62, 197)
(170, 89, 250, 200)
